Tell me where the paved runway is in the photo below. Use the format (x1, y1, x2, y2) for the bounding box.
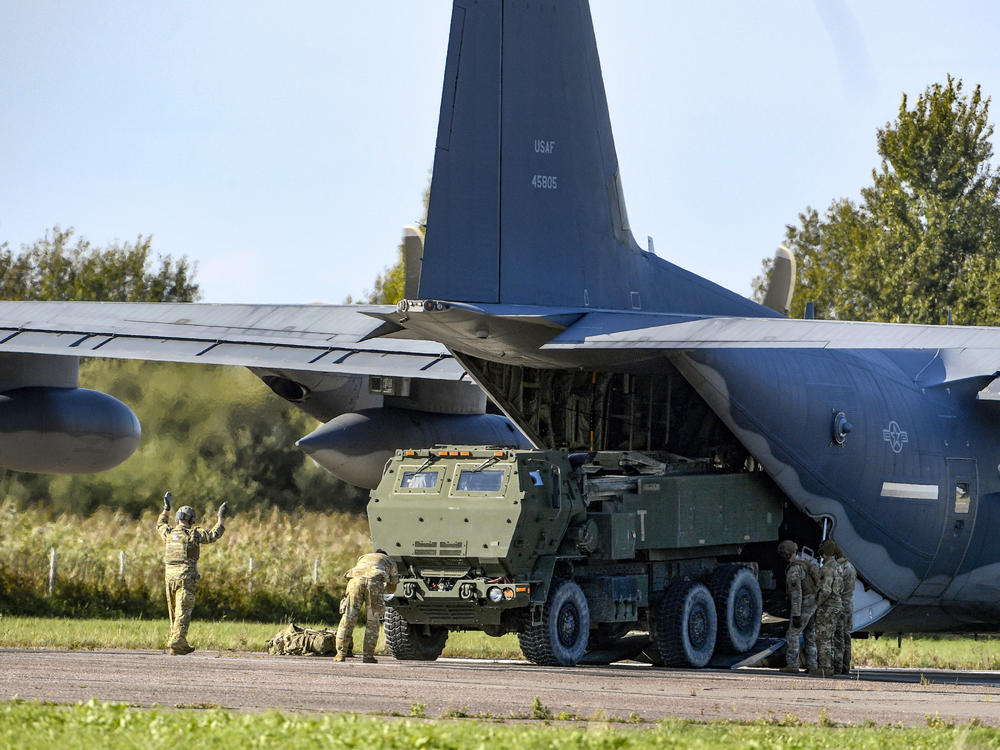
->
(2, 649, 998, 726)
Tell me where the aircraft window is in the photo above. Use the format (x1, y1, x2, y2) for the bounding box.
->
(457, 470, 505, 492)
(529, 470, 544, 486)
(955, 482, 970, 514)
(400, 471, 439, 489)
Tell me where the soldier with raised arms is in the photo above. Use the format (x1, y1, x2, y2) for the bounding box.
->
(777, 539, 819, 674)
(156, 491, 229, 655)
(334, 549, 399, 663)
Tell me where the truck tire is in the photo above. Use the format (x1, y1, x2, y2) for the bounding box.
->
(384, 607, 448, 661)
(709, 565, 762, 654)
(655, 580, 717, 668)
(518, 579, 590, 666)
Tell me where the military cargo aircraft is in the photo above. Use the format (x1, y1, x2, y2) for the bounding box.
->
(3, 0, 1000, 636)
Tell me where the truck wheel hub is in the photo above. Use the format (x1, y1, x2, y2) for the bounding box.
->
(557, 603, 580, 647)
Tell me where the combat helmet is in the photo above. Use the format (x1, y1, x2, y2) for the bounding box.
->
(776, 540, 797, 559)
(176, 506, 196, 524)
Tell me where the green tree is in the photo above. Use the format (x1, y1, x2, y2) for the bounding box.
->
(754, 77, 1000, 324)
(0, 226, 200, 302)
(365, 244, 407, 304)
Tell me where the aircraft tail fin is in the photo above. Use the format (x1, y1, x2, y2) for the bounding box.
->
(419, 1, 772, 317)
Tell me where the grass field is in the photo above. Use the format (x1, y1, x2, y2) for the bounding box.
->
(1, 700, 997, 749)
(0, 616, 525, 658)
(0, 501, 370, 622)
(854, 634, 1000, 671)
(5, 615, 1000, 669)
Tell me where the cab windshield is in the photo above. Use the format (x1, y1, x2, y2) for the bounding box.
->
(400, 471, 439, 489)
(456, 469, 505, 492)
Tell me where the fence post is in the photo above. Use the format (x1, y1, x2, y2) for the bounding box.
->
(248, 557, 254, 594)
(119, 550, 126, 585)
(48, 548, 56, 596)
(313, 558, 320, 585)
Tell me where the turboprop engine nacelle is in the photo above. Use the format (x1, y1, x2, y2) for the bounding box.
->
(0, 353, 140, 474)
(296, 407, 532, 488)
(0, 386, 141, 473)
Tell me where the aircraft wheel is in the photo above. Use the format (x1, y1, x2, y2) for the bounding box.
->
(384, 607, 448, 660)
(655, 580, 717, 668)
(518, 579, 590, 666)
(709, 565, 762, 654)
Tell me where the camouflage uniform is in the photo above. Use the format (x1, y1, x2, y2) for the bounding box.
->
(784, 557, 819, 671)
(156, 510, 224, 653)
(836, 553, 857, 674)
(335, 551, 399, 662)
(815, 554, 843, 675)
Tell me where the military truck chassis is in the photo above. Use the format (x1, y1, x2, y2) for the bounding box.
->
(370, 447, 781, 667)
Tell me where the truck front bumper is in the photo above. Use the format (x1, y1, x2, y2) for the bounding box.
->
(389, 578, 532, 626)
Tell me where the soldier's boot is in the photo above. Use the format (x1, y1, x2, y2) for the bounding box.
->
(807, 668, 826, 676)
(362, 654, 377, 664)
(779, 665, 801, 674)
(333, 651, 347, 662)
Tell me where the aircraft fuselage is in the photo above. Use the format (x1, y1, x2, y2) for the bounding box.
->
(678, 346, 1000, 632)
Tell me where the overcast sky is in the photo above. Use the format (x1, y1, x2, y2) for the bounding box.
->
(2, 1, 998, 304)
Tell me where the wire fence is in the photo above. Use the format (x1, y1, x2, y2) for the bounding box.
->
(0, 501, 371, 622)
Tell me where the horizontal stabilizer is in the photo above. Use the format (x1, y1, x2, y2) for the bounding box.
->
(545, 312, 1000, 353)
(761, 246, 796, 316)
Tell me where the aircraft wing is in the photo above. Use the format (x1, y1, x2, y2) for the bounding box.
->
(0, 300, 463, 380)
(542, 312, 1000, 351)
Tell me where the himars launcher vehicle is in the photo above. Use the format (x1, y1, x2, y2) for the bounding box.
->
(3, 0, 1000, 664)
(372, 445, 783, 667)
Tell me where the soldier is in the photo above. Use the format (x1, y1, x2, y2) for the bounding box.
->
(834, 543, 857, 674)
(156, 491, 229, 655)
(815, 539, 844, 677)
(334, 549, 399, 663)
(776, 539, 819, 674)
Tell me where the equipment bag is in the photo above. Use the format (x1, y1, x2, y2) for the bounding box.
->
(266, 623, 337, 656)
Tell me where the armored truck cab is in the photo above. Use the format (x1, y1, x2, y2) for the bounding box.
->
(369, 446, 782, 666)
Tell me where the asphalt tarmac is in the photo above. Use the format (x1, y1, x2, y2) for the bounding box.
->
(2, 649, 999, 726)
